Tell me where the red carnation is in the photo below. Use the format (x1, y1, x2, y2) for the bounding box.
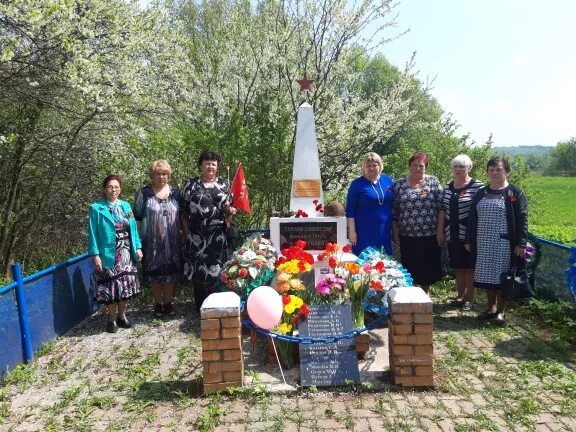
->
(282, 295, 291, 305)
(375, 261, 385, 273)
(328, 256, 338, 269)
(342, 244, 351, 253)
(296, 239, 307, 250)
(300, 304, 309, 316)
(317, 253, 325, 262)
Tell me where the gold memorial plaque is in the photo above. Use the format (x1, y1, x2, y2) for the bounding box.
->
(293, 179, 321, 197)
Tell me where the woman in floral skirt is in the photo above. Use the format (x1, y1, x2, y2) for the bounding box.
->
(88, 175, 143, 333)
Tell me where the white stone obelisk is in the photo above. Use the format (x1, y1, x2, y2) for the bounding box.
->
(289, 102, 323, 215)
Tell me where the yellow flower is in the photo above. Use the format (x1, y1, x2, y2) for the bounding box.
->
(291, 295, 303, 308)
(277, 323, 293, 334)
(284, 303, 296, 314)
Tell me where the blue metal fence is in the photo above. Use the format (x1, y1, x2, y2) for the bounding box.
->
(0, 254, 97, 376)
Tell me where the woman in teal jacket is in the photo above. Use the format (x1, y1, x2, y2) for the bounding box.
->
(88, 175, 143, 333)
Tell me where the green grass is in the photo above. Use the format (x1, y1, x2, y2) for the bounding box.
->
(526, 175, 576, 244)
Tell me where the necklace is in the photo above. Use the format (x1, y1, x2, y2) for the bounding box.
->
(370, 179, 385, 205)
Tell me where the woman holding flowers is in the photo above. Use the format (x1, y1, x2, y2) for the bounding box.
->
(392, 152, 443, 293)
(437, 155, 484, 311)
(181, 150, 237, 312)
(346, 152, 394, 256)
(134, 160, 182, 318)
(465, 156, 528, 326)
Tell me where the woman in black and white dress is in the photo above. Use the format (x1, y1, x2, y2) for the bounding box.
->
(180, 150, 237, 311)
(465, 156, 528, 326)
(437, 155, 484, 310)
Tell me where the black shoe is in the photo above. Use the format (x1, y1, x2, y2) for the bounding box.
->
(477, 310, 498, 321)
(117, 317, 132, 329)
(490, 313, 506, 326)
(163, 302, 176, 316)
(106, 320, 118, 333)
(154, 303, 163, 318)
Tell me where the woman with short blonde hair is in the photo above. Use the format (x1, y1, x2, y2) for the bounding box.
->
(346, 152, 394, 256)
(135, 159, 182, 318)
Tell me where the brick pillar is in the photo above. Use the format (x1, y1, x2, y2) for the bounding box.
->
(388, 287, 434, 387)
(200, 292, 243, 394)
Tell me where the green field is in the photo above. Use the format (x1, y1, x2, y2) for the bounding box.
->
(526, 176, 576, 244)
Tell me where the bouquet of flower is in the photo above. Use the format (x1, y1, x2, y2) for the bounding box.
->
(220, 235, 277, 297)
(275, 293, 309, 368)
(275, 239, 314, 274)
(356, 247, 413, 315)
(316, 243, 386, 328)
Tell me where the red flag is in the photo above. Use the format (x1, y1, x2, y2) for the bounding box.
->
(231, 163, 251, 214)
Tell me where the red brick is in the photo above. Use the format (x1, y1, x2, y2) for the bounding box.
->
(392, 324, 413, 335)
(201, 319, 221, 330)
(392, 345, 414, 356)
(394, 366, 413, 377)
(207, 360, 243, 373)
(391, 334, 433, 345)
(202, 336, 241, 351)
(223, 349, 242, 361)
(201, 329, 220, 340)
(202, 350, 222, 362)
(221, 316, 241, 328)
(394, 375, 434, 387)
(221, 327, 240, 339)
(414, 324, 433, 334)
(413, 313, 433, 324)
(393, 355, 433, 366)
(392, 313, 414, 324)
(391, 303, 432, 314)
(414, 345, 434, 355)
(222, 370, 244, 382)
(203, 371, 222, 384)
(203, 381, 242, 394)
(414, 366, 434, 376)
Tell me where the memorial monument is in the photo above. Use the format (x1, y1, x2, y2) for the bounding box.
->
(269, 100, 347, 253)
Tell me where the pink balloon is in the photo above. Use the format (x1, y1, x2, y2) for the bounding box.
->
(247, 286, 283, 330)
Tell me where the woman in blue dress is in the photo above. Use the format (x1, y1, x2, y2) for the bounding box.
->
(346, 152, 394, 256)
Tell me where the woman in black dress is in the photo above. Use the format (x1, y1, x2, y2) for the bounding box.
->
(181, 150, 237, 311)
(437, 154, 484, 310)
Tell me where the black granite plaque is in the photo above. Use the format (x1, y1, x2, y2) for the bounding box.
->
(298, 305, 360, 387)
(279, 221, 337, 250)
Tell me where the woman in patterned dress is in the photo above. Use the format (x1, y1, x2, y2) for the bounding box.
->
(180, 150, 237, 312)
(88, 175, 143, 333)
(437, 155, 484, 310)
(346, 152, 394, 256)
(134, 160, 182, 318)
(392, 152, 443, 293)
(465, 156, 528, 326)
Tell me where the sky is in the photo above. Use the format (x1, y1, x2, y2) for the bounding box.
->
(379, 0, 576, 147)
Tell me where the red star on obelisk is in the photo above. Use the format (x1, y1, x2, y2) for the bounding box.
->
(297, 77, 313, 92)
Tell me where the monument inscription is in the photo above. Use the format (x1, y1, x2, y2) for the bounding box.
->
(279, 221, 337, 250)
(299, 305, 360, 387)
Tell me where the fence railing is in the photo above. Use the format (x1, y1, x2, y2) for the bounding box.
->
(0, 254, 97, 376)
(1, 235, 574, 377)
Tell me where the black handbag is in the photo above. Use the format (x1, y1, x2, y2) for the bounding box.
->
(500, 268, 535, 301)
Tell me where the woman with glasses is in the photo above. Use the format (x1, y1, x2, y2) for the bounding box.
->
(134, 160, 182, 318)
(437, 155, 484, 310)
(88, 175, 143, 333)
